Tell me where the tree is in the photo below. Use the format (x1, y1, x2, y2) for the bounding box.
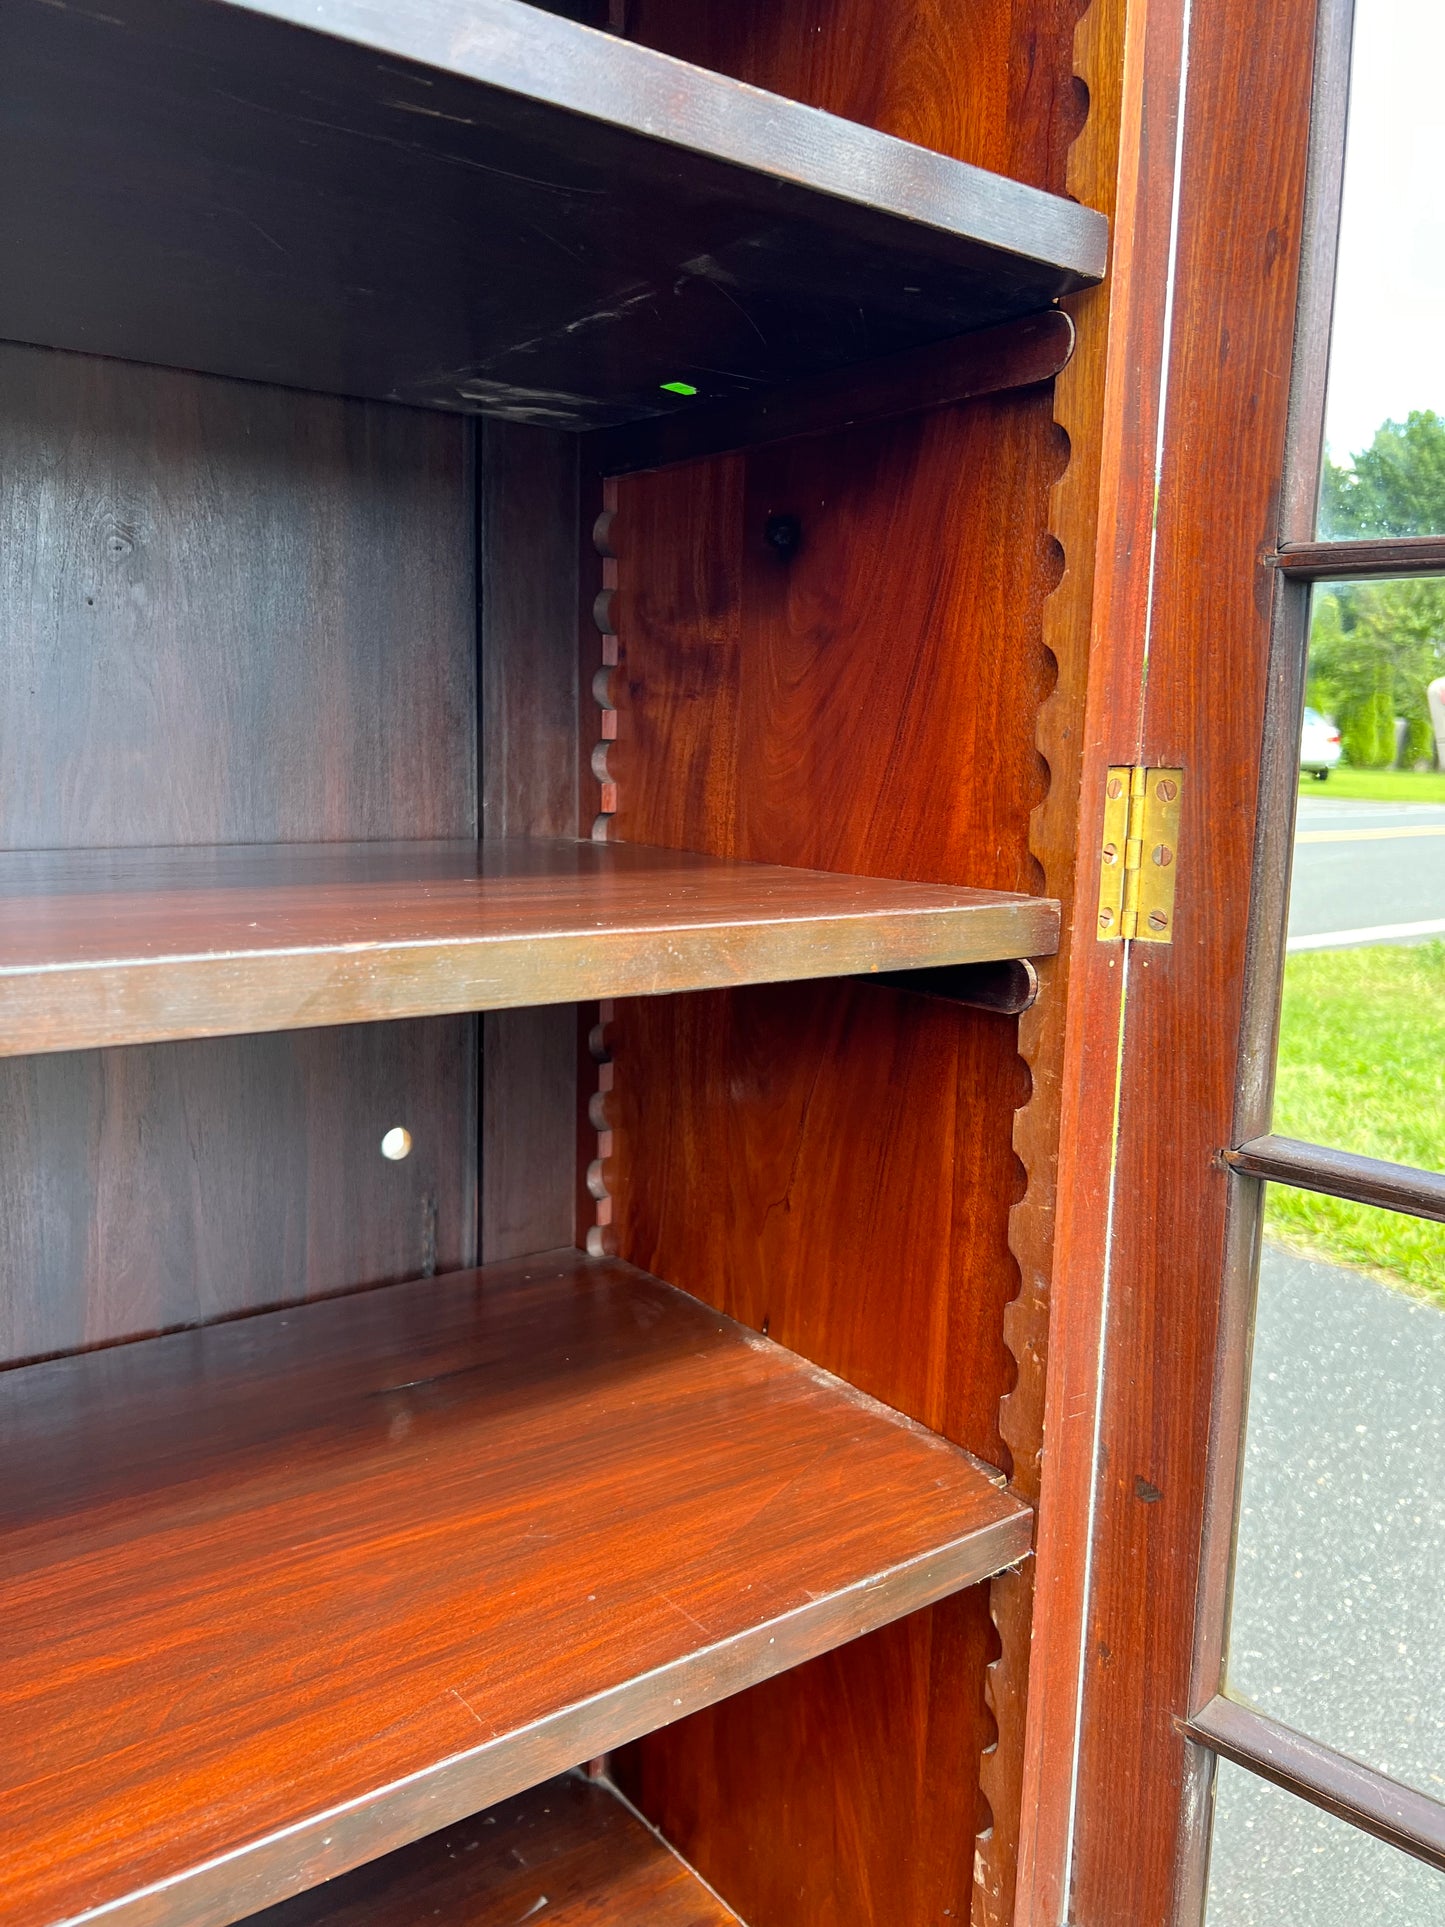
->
(1310, 412, 1445, 766)
(1320, 409, 1445, 538)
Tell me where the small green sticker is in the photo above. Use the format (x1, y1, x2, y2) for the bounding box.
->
(660, 380, 699, 396)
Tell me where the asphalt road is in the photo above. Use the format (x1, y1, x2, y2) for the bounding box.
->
(1288, 796, 1445, 945)
(1205, 1245, 1445, 1922)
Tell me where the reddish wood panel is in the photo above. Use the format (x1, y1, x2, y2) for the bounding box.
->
(0, 1018, 475, 1368)
(603, 346, 1064, 1922)
(250, 1773, 740, 1927)
(624, 0, 1087, 194)
(0, 1250, 1027, 1927)
(609, 981, 1025, 1459)
(616, 1590, 994, 1926)
(608, 398, 1062, 889)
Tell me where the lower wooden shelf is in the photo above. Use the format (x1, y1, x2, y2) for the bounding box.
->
(2, 1249, 1029, 1927)
(249, 1772, 738, 1927)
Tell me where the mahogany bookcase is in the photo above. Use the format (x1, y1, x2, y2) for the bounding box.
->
(0, 2, 1145, 1924)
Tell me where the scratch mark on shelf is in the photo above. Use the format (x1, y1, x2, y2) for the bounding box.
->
(655, 1589, 711, 1637)
(450, 1686, 485, 1727)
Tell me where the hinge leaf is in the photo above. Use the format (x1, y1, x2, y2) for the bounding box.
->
(1096, 766, 1181, 943)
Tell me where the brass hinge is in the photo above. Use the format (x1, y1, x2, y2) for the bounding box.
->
(1096, 765, 1182, 943)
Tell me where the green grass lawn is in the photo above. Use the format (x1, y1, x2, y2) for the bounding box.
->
(1267, 939, 1445, 1301)
(1301, 767, 1445, 804)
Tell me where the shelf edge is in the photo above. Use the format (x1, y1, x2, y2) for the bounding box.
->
(69, 1508, 1031, 1927)
(0, 901, 1060, 1058)
(233, 0, 1108, 282)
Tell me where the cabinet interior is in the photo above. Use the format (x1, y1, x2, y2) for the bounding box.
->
(0, 1, 1100, 1923)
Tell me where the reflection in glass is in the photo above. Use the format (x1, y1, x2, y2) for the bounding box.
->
(1225, 1215, 1445, 1796)
(1317, 0, 1445, 536)
(1205, 1759, 1445, 1927)
(1281, 579, 1445, 1195)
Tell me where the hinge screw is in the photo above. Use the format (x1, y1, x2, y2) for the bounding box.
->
(1099, 907, 1115, 930)
(1152, 844, 1174, 867)
(1147, 909, 1169, 932)
(1102, 842, 1119, 865)
(1155, 778, 1179, 803)
(1106, 776, 1125, 800)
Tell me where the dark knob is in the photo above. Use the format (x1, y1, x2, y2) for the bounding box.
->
(764, 513, 802, 557)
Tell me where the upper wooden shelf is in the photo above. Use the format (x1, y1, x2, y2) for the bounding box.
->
(0, 838, 1060, 1056)
(1, 1248, 1030, 1927)
(4, 0, 1106, 424)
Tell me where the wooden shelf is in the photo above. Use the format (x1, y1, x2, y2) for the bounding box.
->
(4, 0, 1106, 424)
(1, 1249, 1030, 1927)
(0, 838, 1060, 1056)
(250, 1772, 739, 1926)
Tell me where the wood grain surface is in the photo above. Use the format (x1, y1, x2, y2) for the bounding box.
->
(603, 403, 1063, 884)
(608, 981, 1028, 1457)
(601, 286, 1065, 1925)
(249, 1773, 740, 1926)
(0, 838, 1058, 1056)
(0, 343, 474, 851)
(0, 1249, 1028, 1927)
(5, 0, 1102, 420)
(0, 1018, 475, 1370)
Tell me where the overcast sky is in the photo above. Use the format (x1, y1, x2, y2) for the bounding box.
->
(1323, 0, 1445, 462)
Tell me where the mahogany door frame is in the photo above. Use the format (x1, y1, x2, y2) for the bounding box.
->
(1016, 0, 1328, 1919)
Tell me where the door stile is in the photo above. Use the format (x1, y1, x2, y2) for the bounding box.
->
(1040, 0, 1324, 1919)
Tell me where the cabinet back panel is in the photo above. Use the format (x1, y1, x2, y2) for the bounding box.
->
(0, 344, 479, 1364)
(0, 342, 474, 849)
(0, 1019, 477, 1369)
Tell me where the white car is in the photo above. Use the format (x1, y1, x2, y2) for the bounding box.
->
(1301, 705, 1342, 779)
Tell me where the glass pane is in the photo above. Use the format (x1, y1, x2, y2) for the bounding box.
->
(1206, 1758, 1445, 1926)
(1317, 0, 1445, 536)
(1286, 578, 1445, 1186)
(1225, 1205, 1445, 1795)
